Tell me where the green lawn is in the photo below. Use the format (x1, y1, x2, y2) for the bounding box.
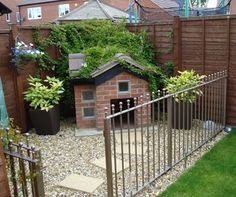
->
(159, 130, 236, 197)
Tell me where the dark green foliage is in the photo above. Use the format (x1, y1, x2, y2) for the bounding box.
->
(33, 20, 166, 115)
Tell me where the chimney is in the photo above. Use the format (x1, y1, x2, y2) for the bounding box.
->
(69, 53, 85, 71)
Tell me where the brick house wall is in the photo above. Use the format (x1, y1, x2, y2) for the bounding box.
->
(74, 71, 150, 129)
(0, 140, 10, 197)
(19, 0, 85, 26)
(230, 0, 236, 14)
(0, 0, 19, 29)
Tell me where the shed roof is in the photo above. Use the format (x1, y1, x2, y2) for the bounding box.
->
(0, 2, 12, 15)
(57, 0, 130, 21)
(91, 53, 145, 78)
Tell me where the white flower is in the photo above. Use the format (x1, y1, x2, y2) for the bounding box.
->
(30, 43, 34, 47)
(36, 50, 40, 54)
(82, 63, 87, 67)
(21, 41, 25, 45)
(27, 50, 31, 53)
(40, 52, 44, 55)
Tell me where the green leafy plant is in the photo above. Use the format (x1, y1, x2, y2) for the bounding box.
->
(165, 70, 205, 103)
(32, 20, 167, 114)
(24, 76, 64, 111)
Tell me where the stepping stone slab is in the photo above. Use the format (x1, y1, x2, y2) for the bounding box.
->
(115, 132, 143, 144)
(115, 144, 147, 155)
(58, 174, 104, 194)
(91, 157, 129, 173)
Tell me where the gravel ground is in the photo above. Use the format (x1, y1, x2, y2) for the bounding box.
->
(28, 119, 227, 197)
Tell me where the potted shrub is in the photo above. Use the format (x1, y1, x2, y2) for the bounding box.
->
(24, 76, 64, 135)
(165, 70, 205, 129)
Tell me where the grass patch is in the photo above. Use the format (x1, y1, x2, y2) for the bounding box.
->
(159, 130, 236, 197)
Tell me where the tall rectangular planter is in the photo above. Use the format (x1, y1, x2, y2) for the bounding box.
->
(29, 105, 60, 135)
(172, 101, 193, 130)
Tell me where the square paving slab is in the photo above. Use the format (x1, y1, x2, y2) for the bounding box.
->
(91, 157, 129, 173)
(58, 174, 104, 194)
(115, 144, 147, 155)
(115, 132, 143, 144)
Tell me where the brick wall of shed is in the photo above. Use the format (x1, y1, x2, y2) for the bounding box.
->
(95, 71, 150, 129)
(74, 85, 96, 128)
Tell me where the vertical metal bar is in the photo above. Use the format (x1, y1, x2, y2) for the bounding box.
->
(133, 98, 138, 191)
(205, 76, 208, 143)
(190, 102, 193, 151)
(223, 71, 227, 127)
(210, 74, 214, 138)
(163, 91, 166, 170)
(17, 142, 28, 197)
(157, 91, 161, 174)
(182, 101, 185, 158)
(8, 140, 18, 197)
(167, 96, 173, 168)
(173, 96, 176, 163)
(31, 149, 45, 197)
(103, 116, 113, 197)
(140, 96, 144, 186)
(146, 93, 150, 181)
(127, 100, 132, 174)
(178, 97, 181, 160)
(186, 101, 189, 153)
(111, 105, 118, 196)
(151, 92, 155, 178)
(194, 97, 197, 149)
(213, 73, 217, 135)
(119, 102, 126, 196)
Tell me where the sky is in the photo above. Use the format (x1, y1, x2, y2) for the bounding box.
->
(207, 0, 218, 8)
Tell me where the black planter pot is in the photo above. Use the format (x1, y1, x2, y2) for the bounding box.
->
(29, 105, 60, 135)
(172, 101, 193, 130)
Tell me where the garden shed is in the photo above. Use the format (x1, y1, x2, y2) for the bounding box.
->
(70, 53, 150, 129)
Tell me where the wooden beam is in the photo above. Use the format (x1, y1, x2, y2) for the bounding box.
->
(173, 16, 182, 73)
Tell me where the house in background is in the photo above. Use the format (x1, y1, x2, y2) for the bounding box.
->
(0, 0, 19, 29)
(57, 0, 131, 24)
(18, 0, 87, 26)
(231, 0, 236, 14)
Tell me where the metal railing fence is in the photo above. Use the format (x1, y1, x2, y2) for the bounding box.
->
(1, 130, 45, 197)
(104, 70, 227, 196)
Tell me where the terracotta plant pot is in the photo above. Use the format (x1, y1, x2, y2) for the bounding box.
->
(29, 105, 60, 135)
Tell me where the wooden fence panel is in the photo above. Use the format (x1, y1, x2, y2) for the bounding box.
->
(174, 15, 236, 125)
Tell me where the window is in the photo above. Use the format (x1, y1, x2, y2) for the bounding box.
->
(81, 90, 95, 102)
(16, 12, 20, 23)
(27, 7, 42, 20)
(83, 107, 95, 118)
(59, 4, 70, 17)
(6, 14, 11, 22)
(118, 81, 130, 93)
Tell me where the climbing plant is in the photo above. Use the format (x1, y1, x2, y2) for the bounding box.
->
(33, 19, 167, 115)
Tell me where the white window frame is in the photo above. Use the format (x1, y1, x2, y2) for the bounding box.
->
(16, 12, 20, 23)
(27, 7, 42, 20)
(82, 107, 96, 119)
(117, 80, 130, 94)
(81, 90, 95, 103)
(58, 4, 70, 17)
(6, 14, 11, 22)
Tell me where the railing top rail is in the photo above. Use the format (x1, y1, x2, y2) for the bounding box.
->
(106, 70, 227, 119)
(4, 151, 38, 163)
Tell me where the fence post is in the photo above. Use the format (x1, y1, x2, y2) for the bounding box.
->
(0, 140, 10, 197)
(32, 149, 45, 197)
(104, 117, 113, 197)
(223, 70, 228, 126)
(167, 96, 173, 168)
